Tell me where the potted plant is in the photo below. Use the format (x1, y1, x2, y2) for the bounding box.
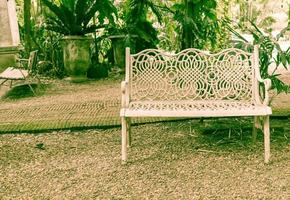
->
(107, 26, 137, 69)
(41, 0, 117, 81)
(123, 0, 162, 52)
(104, 0, 163, 69)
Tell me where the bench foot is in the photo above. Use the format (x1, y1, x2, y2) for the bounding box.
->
(127, 118, 132, 148)
(264, 115, 270, 163)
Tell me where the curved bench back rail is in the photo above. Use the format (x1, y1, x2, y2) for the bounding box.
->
(126, 48, 259, 108)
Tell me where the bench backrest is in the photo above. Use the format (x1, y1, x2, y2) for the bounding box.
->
(126, 47, 259, 104)
(27, 50, 38, 71)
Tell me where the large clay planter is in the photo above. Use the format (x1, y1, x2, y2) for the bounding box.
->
(109, 35, 137, 69)
(61, 36, 92, 81)
(109, 35, 126, 69)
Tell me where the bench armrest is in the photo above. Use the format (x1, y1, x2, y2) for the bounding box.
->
(253, 45, 271, 106)
(121, 81, 129, 108)
(18, 58, 29, 62)
(15, 58, 29, 69)
(256, 76, 271, 105)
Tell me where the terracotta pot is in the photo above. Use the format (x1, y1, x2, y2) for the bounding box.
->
(61, 36, 92, 81)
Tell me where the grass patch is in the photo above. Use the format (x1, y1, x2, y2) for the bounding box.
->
(2, 83, 47, 99)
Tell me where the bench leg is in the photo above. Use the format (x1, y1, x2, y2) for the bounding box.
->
(127, 118, 132, 148)
(35, 75, 44, 90)
(252, 116, 259, 143)
(263, 115, 270, 163)
(0, 79, 8, 86)
(27, 83, 36, 95)
(121, 117, 128, 164)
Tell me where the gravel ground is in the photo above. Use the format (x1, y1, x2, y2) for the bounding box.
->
(0, 119, 289, 199)
(0, 73, 289, 199)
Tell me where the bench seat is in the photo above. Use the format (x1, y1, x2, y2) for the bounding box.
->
(121, 100, 272, 117)
(0, 67, 28, 80)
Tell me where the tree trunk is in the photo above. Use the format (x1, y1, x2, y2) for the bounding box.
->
(24, 0, 32, 53)
(182, 0, 192, 49)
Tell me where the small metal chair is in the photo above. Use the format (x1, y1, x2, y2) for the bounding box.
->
(0, 50, 41, 95)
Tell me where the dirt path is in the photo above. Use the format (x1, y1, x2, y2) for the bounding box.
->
(0, 79, 121, 109)
(0, 73, 289, 133)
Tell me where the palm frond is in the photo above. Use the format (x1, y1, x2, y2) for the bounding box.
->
(146, 1, 162, 23)
(75, 0, 88, 25)
(42, 0, 67, 23)
(41, 0, 117, 36)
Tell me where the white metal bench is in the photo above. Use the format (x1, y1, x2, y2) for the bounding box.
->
(120, 45, 272, 163)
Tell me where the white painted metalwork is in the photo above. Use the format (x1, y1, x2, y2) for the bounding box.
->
(130, 48, 253, 102)
(121, 46, 272, 164)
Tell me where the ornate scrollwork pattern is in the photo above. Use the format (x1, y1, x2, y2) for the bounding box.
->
(129, 101, 256, 111)
(130, 48, 254, 109)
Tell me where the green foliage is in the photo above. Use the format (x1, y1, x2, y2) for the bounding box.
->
(259, 16, 276, 33)
(33, 24, 65, 78)
(41, 0, 117, 36)
(225, 19, 290, 96)
(15, 0, 65, 78)
(89, 36, 112, 78)
(20, 18, 65, 77)
(157, 15, 179, 51)
(87, 63, 109, 79)
(120, 0, 163, 52)
(172, 0, 219, 50)
(214, 0, 232, 50)
(233, 0, 277, 33)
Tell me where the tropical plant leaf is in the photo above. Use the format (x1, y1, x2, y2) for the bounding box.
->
(146, 0, 163, 23)
(223, 19, 249, 43)
(75, 0, 88, 25)
(41, 0, 117, 36)
(204, 0, 217, 9)
(61, 0, 75, 11)
(224, 18, 289, 95)
(42, 0, 67, 23)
